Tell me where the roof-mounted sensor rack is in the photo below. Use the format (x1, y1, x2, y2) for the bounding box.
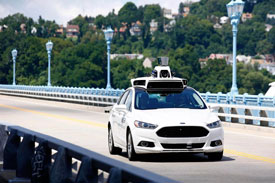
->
(131, 57, 188, 90)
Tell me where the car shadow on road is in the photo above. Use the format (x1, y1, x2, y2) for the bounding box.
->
(119, 152, 235, 163)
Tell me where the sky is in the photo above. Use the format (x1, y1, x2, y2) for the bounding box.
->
(0, 0, 200, 26)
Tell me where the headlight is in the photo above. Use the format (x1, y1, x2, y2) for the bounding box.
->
(207, 120, 221, 129)
(134, 120, 158, 129)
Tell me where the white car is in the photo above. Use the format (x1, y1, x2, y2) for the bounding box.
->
(108, 63, 224, 161)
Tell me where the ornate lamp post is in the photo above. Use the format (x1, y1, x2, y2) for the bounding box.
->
(103, 26, 114, 89)
(46, 40, 53, 86)
(227, 0, 245, 95)
(11, 49, 18, 85)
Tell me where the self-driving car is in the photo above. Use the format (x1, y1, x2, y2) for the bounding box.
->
(108, 58, 224, 161)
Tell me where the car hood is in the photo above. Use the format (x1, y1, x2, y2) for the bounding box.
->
(133, 108, 219, 126)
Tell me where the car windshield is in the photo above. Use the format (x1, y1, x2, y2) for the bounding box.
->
(134, 87, 207, 110)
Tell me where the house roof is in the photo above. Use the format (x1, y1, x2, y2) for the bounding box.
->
(66, 25, 80, 32)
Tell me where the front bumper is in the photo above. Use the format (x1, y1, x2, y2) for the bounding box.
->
(131, 126, 224, 154)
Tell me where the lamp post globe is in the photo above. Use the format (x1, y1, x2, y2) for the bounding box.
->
(46, 40, 53, 86)
(11, 49, 18, 85)
(103, 26, 114, 90)
(226, 0, 245, 96)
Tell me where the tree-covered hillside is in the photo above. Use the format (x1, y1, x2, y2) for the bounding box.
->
(0, 0, 274, 94)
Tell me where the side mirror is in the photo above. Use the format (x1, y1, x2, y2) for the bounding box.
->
(208, 105, 219, 112)
(116, 104, 127, 111)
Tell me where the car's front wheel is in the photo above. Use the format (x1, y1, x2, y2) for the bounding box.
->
(127, 131, 138, 161)
(108, 127, 122, 154)
(207, 151, 223, 161)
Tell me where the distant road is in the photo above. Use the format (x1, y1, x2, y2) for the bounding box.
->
(0, 95, 274, 183)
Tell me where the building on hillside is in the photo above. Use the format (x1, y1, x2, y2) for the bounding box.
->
(20, 23, 26, 33)
(251, 58, 265, 65)
(259, 63, 275, 75)
(267, 14, 275, 19)
(66, 24, 80, 39)
(164, 19, 176, 32)
(209, 53, 232, 64)
(130, 21, 142, 36)
(111, 54, 144, 60)
(150, 19, 158, 34)
(241, 13, 253, 22)
(220, 16, 229, 24)
(31, 27, 37, 34)
(143, 57, 156, 68)
(198, 58, 208, 68)
(265, 24, 273, 32)
(183, 7, 190, 17)
(88, 22, 97, 30)
(119, 25, 127, 33)
(265, 54, 275, 63)
(0, 25, 7, 32)
(56, 25, 64, 36)
(163, 8, 172, 19)
(213, 23, 222, 29)
(236, 55, 252, 64)
(114, 27, 118, 34)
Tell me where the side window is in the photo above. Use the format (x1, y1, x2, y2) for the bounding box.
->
(125, 90, 133, 111)
(118, 91, 129, 105)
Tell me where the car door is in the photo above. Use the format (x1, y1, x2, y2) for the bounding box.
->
(117, 89, 133, 147)
(112, 90, 129, 144)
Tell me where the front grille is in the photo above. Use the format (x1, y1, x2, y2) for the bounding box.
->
(156, 126, 209, 138)
(161, 143, 205, 149)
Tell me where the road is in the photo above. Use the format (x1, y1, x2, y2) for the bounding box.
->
(0, 95, 274, 183)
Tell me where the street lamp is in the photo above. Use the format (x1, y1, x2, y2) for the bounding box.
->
(46, 40, 53, 86)
(11, 49, 18, 85)
(227, 0, 245, 95)
(103, 26, 114, 89)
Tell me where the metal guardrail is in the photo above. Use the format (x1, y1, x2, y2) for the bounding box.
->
(0, 86, 122, 106)
(200, 92, 275, 107)
(200, 92, 275, 127)
(0, 85, 124, 96)
(0, 124, 177, 183)
(0, 84, 274, 127)
(1, 85, 274, 107)
(209, 103, 275, 127)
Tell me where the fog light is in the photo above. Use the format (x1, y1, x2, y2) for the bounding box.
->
(138, 141, 155, 147)
(141, 141, 148, 147)
(210, 140, 222, 147)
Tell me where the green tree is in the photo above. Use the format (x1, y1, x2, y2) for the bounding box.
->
(118, 2, 138, 26)
(178, 2, 184, 14)
(143, 4, 162, 24)
(256, 40, 273, 54)
(267, 27, 275, 54)
(94, 15, 105, 29)
(252, 0, 275, 22)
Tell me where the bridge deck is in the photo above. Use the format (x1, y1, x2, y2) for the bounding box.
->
(0, 95, 274, 183)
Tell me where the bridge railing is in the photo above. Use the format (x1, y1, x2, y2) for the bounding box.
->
(1, 85, 274, 107)
(0, 124, 177, 183)
(0, 84, 125, 96)
(200, 92, 275, 107)
(0, 84, 123, 106)
(0, 84, 274, 127)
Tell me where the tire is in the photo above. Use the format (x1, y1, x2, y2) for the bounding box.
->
(108, 127, 122, 154)
(207, 151, 223, 161)
(127, 131, 138, 161)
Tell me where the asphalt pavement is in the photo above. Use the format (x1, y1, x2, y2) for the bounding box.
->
(0, 95, 274, 183)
